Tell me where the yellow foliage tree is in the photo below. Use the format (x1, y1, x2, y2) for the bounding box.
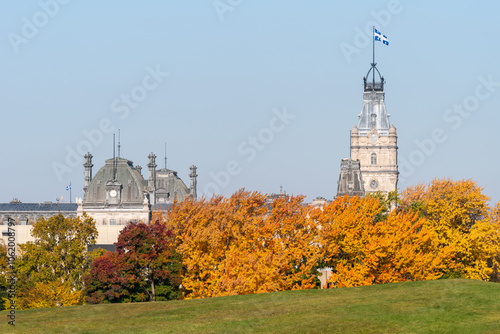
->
(489, 202, 500, 282)
(310, 195, 448, 288)
(155, 189, 321, 298)
(401, 178, 500, 280)
(17, 281, 82, 310)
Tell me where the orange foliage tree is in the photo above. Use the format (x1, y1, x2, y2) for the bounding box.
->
(310, 195, 448, 288)
(153, 180, 499, 295)
(154, 189, 321, 298)
(401, 178, 500, 280)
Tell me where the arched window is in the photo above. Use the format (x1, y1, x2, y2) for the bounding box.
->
(371, 153, 377, 165)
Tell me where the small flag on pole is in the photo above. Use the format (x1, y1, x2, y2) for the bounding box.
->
(374, 29, 389, 45)
(66, 184, 71, 191)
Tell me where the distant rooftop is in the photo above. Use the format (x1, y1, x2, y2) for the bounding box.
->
(88, 244, 116, 252)
(0, 200, 77, 212)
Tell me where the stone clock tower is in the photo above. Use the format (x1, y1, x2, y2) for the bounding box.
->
(349, 63, 398, 194)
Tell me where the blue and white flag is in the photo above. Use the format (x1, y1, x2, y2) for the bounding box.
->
(66, 184, 71, 191)
(374, 29, 389, 45)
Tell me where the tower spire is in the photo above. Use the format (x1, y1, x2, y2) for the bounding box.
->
(164, 142, 167, 169)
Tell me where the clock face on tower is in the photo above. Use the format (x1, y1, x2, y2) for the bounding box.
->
(110, 190, 117, 198)
(370, 180, 378, 189)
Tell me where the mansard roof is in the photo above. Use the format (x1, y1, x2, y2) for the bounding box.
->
(358, 64, 391, 136)
(357, 90, 391, 136)
(155, 167, 190, 203)
(84, 157, 146, 205)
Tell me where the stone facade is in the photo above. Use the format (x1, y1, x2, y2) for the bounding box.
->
(336, 158, 365, 197)
(350, 124, 398, 194)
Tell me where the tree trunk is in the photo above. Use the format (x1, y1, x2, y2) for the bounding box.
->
(151, 280, 156, 302)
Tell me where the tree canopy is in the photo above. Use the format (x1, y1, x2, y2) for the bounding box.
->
(84, 221, 182, 303)
(156, 190, 321, 298)
(400, 178, 500, 280)
(15, 213, 101, 309)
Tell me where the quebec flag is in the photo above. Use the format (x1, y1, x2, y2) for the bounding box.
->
(374, 29, 389, 45)
(66, 184, 71, 191)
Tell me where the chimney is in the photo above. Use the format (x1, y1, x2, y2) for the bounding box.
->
(147, 153, 157, 204)
(83, 152, 93, 193)
(189, 165, 198, 200)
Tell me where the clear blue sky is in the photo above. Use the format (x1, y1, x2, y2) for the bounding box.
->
(1, 0, 500, 204)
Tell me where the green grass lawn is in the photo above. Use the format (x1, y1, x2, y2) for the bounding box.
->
(2, 279, 499, 333)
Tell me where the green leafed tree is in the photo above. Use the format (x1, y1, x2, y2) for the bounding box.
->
(15, 213, 102, 309)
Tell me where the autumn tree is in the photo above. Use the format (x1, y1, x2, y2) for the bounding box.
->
(15, 213, 101, 309)
(368, 190, 401, 222)
(158, 189, 321, 298)
(0, 241, 9, 310)
(310, 195, 448, 288)
(83, 251, 143, 303)
(16, 281, 84, 310)
(84, 221, 182, 303)
(400, 178, 500, 280)
(489, 202, 500, 282)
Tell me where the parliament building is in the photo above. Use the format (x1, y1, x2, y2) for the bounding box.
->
(1, 152, 197, 247)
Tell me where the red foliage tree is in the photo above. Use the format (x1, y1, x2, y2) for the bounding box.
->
(84, 221, 182, 303)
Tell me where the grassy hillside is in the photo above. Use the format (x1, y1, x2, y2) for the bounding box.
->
(2, 279, 500, 333)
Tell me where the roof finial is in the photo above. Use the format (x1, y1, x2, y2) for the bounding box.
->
(164, 142, 167, 169)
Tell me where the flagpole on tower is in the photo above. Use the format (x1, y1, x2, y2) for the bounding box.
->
(372, 26, 375, 86)
(70, 182, 72, 204)
(372, 26, 375, 65)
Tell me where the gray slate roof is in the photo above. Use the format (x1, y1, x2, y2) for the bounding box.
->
(0, 203, 77, 212)
(357, 90, 391, 136)
(84, 157, 145, 205)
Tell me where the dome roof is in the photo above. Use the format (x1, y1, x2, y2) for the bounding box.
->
(155, 168, 190, 204)
(83, 157, 145, 205)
